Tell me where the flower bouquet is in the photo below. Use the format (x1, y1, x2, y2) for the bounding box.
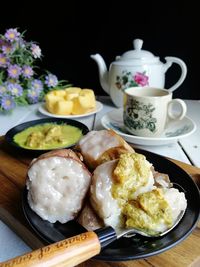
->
(0, 28, 71, 112)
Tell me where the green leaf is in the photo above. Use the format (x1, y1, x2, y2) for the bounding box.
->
(15, 96, 29, 106)
(129, 80, 138, 87)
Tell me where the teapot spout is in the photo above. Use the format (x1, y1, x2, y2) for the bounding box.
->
(90, 54, 109, 94)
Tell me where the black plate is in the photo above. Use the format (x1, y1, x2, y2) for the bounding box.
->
(22, 149, 200, 261)
(5, 118, 89, 152)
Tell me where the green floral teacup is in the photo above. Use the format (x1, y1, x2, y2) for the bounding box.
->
(123, 87, 187, 137)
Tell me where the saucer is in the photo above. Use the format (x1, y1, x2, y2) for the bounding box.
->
(101, 108, 196, 146)
(38, 101, 103, 119)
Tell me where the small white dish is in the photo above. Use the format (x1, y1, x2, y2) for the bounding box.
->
(38, 101, 103, 119)
(101, 108, 196, 146)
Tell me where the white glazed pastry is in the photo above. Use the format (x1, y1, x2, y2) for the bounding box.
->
(90, 160, 121, 228)
(78, 129, 134, 169)
(26, 149, 91, 223)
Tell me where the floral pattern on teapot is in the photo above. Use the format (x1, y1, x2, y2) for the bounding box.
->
(115, 70, 149, 91)
(124, 98, 157, 132)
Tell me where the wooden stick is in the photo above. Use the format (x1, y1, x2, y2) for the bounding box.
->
(0, 231, 101, 267)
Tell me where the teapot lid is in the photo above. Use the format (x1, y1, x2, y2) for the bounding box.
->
(119, 39, 159, 63)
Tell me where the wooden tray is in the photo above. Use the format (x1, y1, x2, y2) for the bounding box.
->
(0, 136, 199, 267)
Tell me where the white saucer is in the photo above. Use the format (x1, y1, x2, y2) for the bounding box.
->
(101, 108, 196, 146)
(38, 101, 103, 119)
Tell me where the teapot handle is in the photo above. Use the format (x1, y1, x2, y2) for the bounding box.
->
(164, 57, 187, 92)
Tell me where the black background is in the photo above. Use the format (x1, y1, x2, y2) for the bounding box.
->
(1, 0, 199, 99)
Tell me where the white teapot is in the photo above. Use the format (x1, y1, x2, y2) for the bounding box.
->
(91, 39, 187, 107)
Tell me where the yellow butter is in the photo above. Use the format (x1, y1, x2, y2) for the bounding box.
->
(45, 94, 63, 113)
(65, 87, 82, 101)
(51, 90, 66, 97)
(53, 100, 73, 115)
(45, 88, 96, 115)
(79, 89, 96, 109)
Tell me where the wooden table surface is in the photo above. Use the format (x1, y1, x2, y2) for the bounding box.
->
(0, 136, 199, 267)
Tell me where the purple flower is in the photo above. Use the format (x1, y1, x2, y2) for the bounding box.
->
(45, 74, 58, 87)
(2, 44, 12, 54)
(31, 79, 43, 92)
(22, 65, 34, 78)
(0, 95, 16, 110)
(133, 72, 149, 86)
(0, 28, 69, 112)
(0, 39, 6, 47)
(0, 84, 7, 96)
(0, 53, 8, 67)
(31, 44, 41, 58)
(26, 89, 40, 104)
(7, 64, 22, 79)
(5, 28, 20, 42)
(7, 83, 23, 97)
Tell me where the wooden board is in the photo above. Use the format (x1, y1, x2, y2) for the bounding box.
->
(0, 136, 199, 267)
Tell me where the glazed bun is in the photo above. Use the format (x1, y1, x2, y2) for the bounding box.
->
(77, 129, 134, 169)
(26, 149, 91, 223)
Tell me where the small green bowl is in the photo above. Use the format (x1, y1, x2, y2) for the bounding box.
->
(5, 118, 89, 153)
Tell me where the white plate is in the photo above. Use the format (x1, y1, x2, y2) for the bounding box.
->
(38, 101, 103, 119)
(101, 108, 196, 146)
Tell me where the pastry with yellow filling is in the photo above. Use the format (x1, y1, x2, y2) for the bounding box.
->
(90, 152, 187, 234)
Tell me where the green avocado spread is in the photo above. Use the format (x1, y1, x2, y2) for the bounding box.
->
(14, 123, 83, 150)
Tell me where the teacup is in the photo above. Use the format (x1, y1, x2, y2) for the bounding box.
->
(123, 87, 187, 137)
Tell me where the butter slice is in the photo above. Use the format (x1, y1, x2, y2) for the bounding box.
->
(45, 93, 63, 113)
(65, 87, 82, 100)
(72, 89, 96, 115)
(52, 90, 66, 97)
(53, 100, 73, 115)
(45, 88, 96, 115)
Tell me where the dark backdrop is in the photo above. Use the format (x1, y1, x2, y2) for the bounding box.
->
(1, 0, 199, 99)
